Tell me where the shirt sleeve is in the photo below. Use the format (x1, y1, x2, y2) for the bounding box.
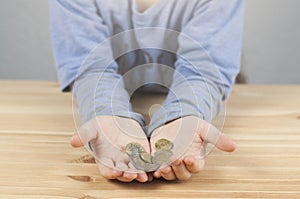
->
(49, 0, 145, 126)
(148, 0, 245, 134)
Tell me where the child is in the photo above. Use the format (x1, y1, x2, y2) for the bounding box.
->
(50, 0, 244, 182)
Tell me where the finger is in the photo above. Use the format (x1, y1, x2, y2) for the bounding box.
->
(135, 172, 148, 183)
(184, 156, 205, 173)
(216, 133, 236, 152)
(114, 152, 130, 165)
(98, 158, 122, 179)
(128, 162, 148, 183)
(160, 165, 176, 181)
(70, 134, 84, 148)
(71, 121, 98, 147)
(171, 159, 192, 180)
(116, 162, 136, 182)
(117, 171, 137, 182)
(199, 122, 236, 152)
(98, 164, 122, 179)
(115, 162, 129, 172)
(147, 172, 154, 182)
(153, 170, 162, 178)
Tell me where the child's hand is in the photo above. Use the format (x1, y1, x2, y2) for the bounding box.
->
(150, 116, 236, 181)
(70, 116, 152, 182)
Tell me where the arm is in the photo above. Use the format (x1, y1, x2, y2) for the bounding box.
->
(49, 0, 144, 125)
(149, 0, 245, 134)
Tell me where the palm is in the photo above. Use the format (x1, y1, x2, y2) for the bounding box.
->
(71, 116, 151, 182)
(150, 116, 236, 181)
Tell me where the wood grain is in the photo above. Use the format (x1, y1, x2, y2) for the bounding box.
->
(0, 80, 299, 199)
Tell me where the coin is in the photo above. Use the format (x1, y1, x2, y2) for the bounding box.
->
(125, 142, 146, 155)
(155, 138, 174, 151)
(143, 162, 160, 172)
(140, 152, 152, 163)
(153, 150, 173, 165)
(126, 139, 174, 172)
(130, 153, 159, 172)
(130, 154, 146, 170)
(126, 142, 158, 172)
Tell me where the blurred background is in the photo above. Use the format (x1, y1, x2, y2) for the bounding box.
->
(0, 0, 299, 84)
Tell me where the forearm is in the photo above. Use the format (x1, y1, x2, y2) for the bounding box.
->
(50, 0, 145, 126)
(148, 0, 245, 134)
(74, 62, 145, 126)
(148, 59, 223, 134)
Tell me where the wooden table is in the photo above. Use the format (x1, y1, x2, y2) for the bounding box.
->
(0, 81, 299, 198)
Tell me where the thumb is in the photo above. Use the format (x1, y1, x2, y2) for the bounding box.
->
(199, 121, 236, 152)
(70, 134, 84, 148)
(70, 121, 98, 148)
(214, 133, 236, 152)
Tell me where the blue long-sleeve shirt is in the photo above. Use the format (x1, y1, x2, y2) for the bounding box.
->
(49, 0, 244, 135)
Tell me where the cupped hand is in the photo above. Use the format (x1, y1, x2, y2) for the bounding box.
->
(70, 116, 153, 182)
(150, 116, 236, 181)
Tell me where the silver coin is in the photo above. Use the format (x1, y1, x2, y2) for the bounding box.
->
(130, 154, 159, 172)
(130, 154, 146, 170)
(153, 150, 173, 165)
(140, 152, 152, 163)
(143, 162, 160, 172)
(126, 140, 174, 172)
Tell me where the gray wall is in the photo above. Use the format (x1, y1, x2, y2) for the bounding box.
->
(0, 0, 299, 84)
(0, 0, 57, 81)
(243, 0, 300, 84)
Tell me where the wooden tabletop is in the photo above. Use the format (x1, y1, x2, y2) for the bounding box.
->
(0, 81, 299, 199)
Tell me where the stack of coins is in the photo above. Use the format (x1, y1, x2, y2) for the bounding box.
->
(152, 138, 173, 166)
(125, 138, 174, 172)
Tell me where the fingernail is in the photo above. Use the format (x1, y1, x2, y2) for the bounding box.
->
(161, 166, 171, 173)
(154, 171, 160, 178)
(172, 160, 181, 166)
(184, 157, 193, 165)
